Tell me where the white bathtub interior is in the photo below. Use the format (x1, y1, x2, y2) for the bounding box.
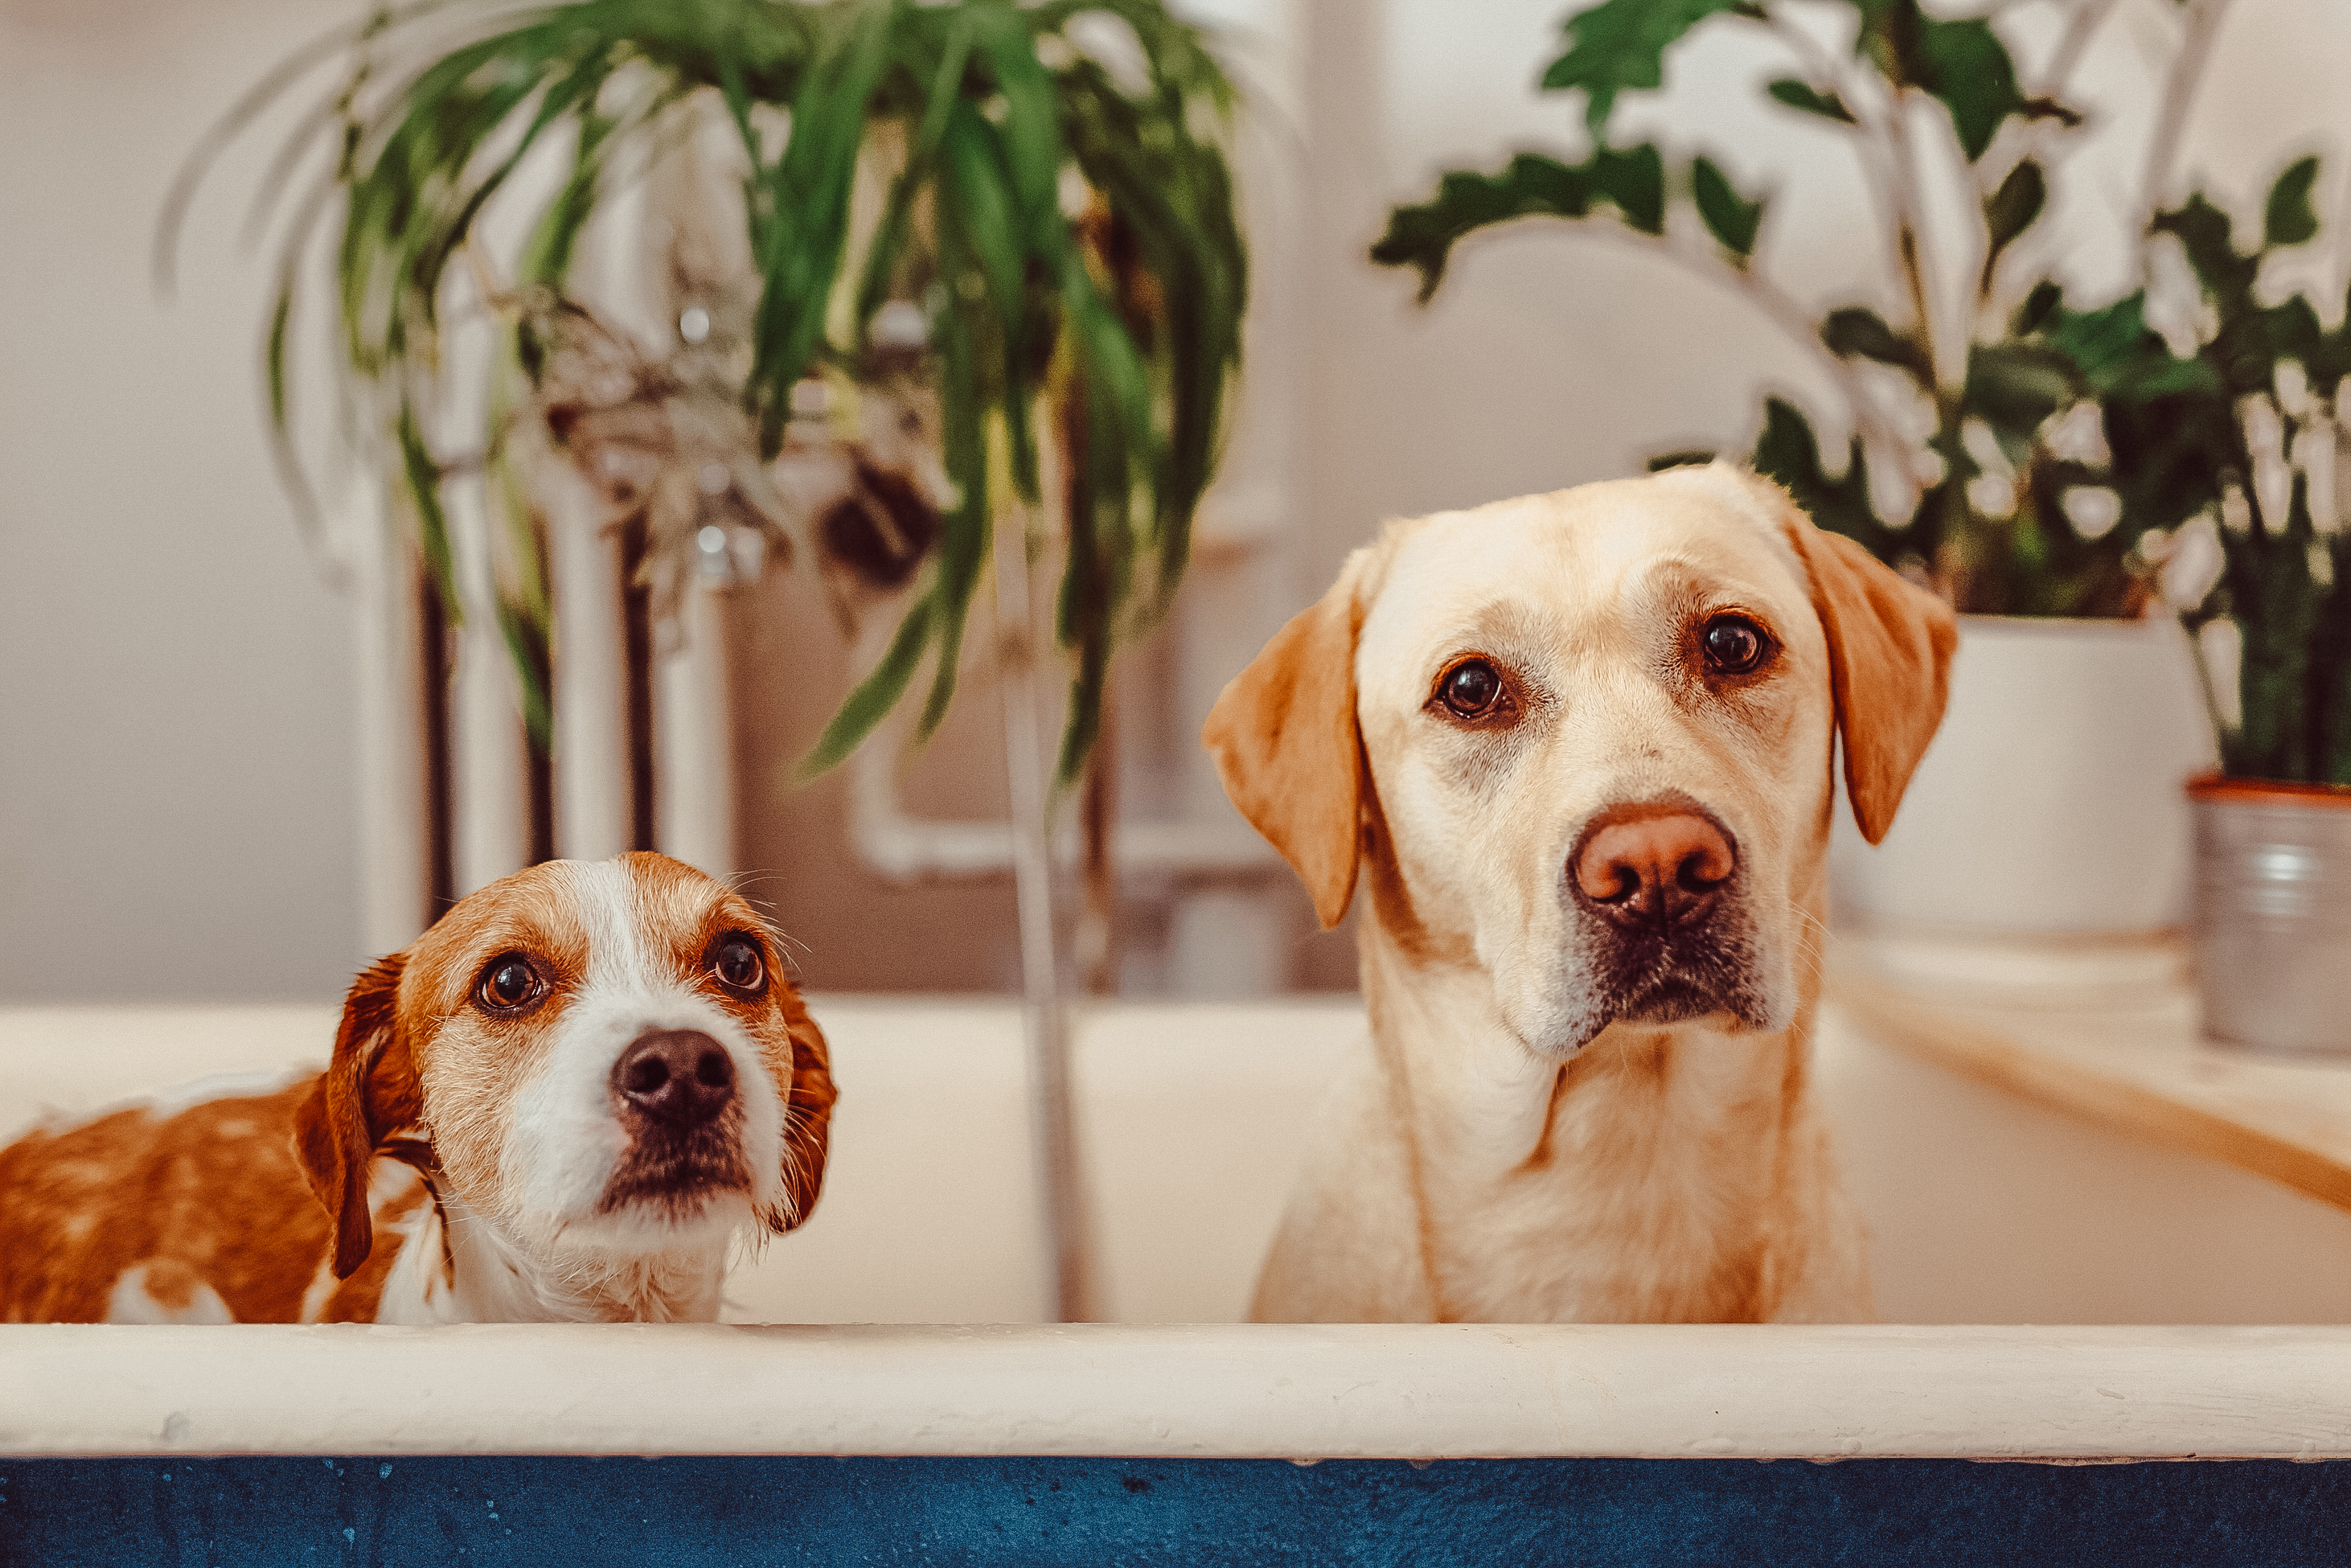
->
(4, 997, 2350, 1327)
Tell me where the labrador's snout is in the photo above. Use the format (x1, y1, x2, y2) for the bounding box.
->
(1571, 805, 1738, 930)
(613, 1029, 736, 1129)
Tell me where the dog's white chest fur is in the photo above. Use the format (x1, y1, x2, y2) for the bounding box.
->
(1255, 951, 1868, 1325)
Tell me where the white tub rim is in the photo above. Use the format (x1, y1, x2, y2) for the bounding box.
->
(3, 1322, 2345, 1463)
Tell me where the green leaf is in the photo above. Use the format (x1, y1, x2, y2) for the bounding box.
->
(2042, 293, 2144, 380)
(1920, 18, 2021, 161)
(2012, 280, 2062, 337)
(1865, 3, 2025, 162)
(746, 0, 897, 457)
(1371, 154, 1598, 300)
(2153, 194, 2260, 319)
(1965, 342, 2081, 436)
(2222, 474, 2321, 778)
(1750, 396, 1898, 560)
(1540, 0, 1762, 134)
(1591, 142, 1665, 235)
(1647, 448, 1716, 470)
(969, 9, 1064, 229)
(495, 596, 554, 755)
(937, 102, 1028, 332)
(1691, 155, 1762, 259)
(395, 402, 460, 627)
(2017, 96, 2083, 129)
(798, 596, 938, 779)
(264, 274, 294, 432)
(1821, 306, 1928, 377)
(1766, 78, 1854, 124)
(2265, 154, 2321, 249)
(1980, 158, 2045, 291)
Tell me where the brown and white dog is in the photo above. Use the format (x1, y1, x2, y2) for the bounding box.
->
(0, 852, 835, 1324)
(1205, 465, 1954, 1324)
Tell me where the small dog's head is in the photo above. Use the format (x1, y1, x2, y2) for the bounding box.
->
(293, 853, 835, 1279)
(1205, 466, 1955, 1056)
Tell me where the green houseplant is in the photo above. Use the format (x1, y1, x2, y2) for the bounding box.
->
(1368, 0, 2222, 614)
(176, 0, 1249, 1315)
(180, 0, 1242, 799)
(1364, 0, 2324, 937)
(2124, 162, 2351, 1052)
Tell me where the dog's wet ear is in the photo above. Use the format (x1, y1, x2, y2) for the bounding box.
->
(1777, 496, 1959, 844)
(1203, 552, 1374, 928)
(293, 954, 424, 1279)
(764, 979, 837, 1235)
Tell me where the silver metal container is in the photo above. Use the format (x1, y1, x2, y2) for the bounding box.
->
(2191, 777, 2351, 1056)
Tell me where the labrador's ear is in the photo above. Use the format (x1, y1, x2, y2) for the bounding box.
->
(764, 978, 837, 1235)
(293, 955, 424, 1279)
(1780, 507, 1959, 844)
(1202, 553, 1374, 929)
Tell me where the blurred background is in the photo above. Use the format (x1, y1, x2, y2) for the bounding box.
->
(6, 0, 2351, 1004)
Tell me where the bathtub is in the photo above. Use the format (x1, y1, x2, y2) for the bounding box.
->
(5, 998, 2351, 1561)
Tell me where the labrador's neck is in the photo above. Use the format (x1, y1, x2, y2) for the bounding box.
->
(1341, 915, 1863, 1324)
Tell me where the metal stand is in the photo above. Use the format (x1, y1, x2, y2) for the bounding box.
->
(991, 508, 1089, 1323)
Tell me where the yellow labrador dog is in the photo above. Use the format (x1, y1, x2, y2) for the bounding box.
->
(1204, 465, 1955, 1324)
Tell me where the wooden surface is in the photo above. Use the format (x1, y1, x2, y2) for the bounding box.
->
(1830, 935, 2351, 1213)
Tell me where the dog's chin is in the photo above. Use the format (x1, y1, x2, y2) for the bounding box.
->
(1525, 990, 1751, 1058)
(1512, 938, 1784, 1058)
(553, 1185, 753, 1256)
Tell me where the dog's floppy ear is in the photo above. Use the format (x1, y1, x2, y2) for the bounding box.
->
(1779, 502, 1959, 844)
(1202, 552, 1374, 929)
(764, 979, 837, 1235)
(293, 954, 425, 1279)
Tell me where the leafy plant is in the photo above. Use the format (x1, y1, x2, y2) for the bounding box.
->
(1368, 0, 2255, 619)
(2121, 170, 2351, 786)
(182, 0, 1245, 784)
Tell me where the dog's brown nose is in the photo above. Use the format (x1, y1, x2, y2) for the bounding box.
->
(1572, 806, 1737, 928)
(613, 1030, 736, 1129)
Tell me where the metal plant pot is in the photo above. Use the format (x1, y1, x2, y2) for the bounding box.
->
(2190, 775, 2351, 1057)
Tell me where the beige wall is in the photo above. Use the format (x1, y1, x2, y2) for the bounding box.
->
(0, 0, 361, 999)
(6, 0, 2350, 999)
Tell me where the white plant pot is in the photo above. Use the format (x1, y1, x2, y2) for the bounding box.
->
(1829, 615, 2216, 937)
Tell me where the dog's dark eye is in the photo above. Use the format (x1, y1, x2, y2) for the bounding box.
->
(712, 935, 765, 995)
(476, 955, 544, 1013)
(1437, 657, 1505, 720)
(1700, 615, 1772, 676)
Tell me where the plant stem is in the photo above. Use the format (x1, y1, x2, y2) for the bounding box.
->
(2141, 0, 2234, 240)
(1761, 6, 1913, 347)
(1078, 686, 1118, 996)
(2037, 0, 2123, 101)
(992, 499, 1089, 1324)
(1876, 98, 1954, 392)
(1758, 1, 1947, 386)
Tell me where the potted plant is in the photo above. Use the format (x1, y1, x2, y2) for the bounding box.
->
(1364, 0, 2272, 938)
(2111, 167, 2351, 1053)
(178, 0, 1248, 1314)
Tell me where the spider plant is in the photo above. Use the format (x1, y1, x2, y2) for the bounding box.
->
(177, 0, 1245, 786)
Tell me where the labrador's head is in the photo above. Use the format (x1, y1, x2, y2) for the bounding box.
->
(1205, 466, 1954, 1056)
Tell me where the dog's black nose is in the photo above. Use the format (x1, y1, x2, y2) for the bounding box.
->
(1572, 805, 1737, 930)
(613, 1030, 736, 1129)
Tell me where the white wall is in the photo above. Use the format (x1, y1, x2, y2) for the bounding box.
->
(6, 0, 2350, 999)
(0, 0, 362, 999)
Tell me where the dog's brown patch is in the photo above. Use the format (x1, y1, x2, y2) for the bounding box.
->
(0, 1082, 417, 1323)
